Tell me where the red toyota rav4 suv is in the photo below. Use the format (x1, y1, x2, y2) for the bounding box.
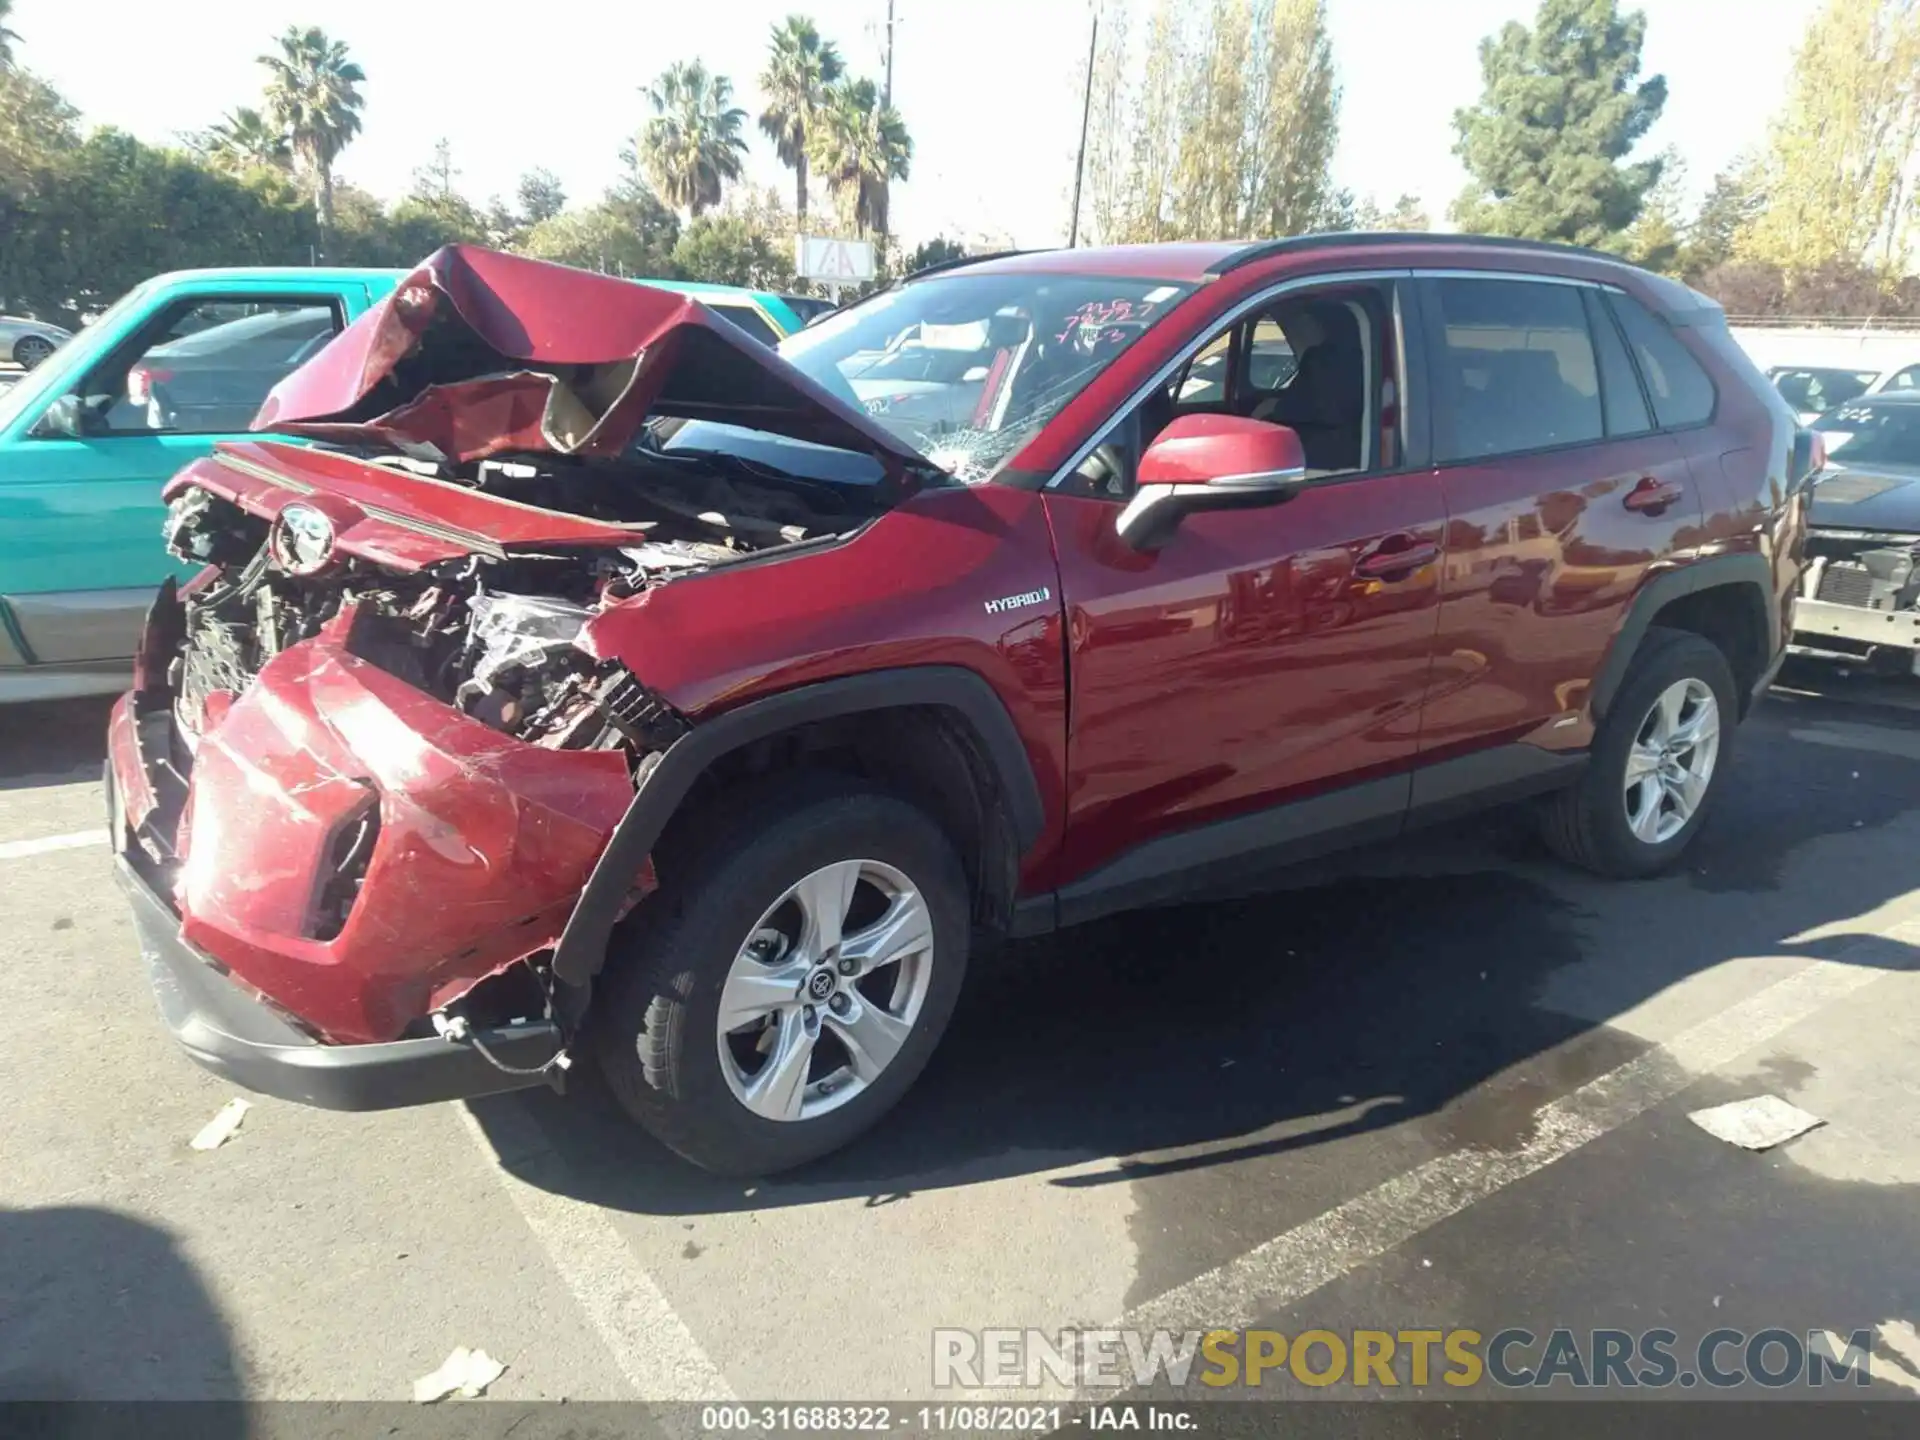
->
(107, 240, 1811, 1175)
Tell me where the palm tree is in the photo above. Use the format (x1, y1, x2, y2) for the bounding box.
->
(640, 60, 749, 218)
(203, 107, 291, 172)
(0, 0, 20, 68)
(258, 25, 366, 254)
(810, 79, 912, 238)
(758, 16, 843, 231)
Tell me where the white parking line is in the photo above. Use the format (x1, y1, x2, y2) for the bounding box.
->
(0, 828, 108, 862)
(455, 1102, 736, 1402)
(1118, 934, 1912, 1341)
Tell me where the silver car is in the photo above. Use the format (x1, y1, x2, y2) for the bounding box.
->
(0, 315, 73, 369)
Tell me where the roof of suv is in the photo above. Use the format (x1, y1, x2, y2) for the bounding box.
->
(928, 233, 1711, 320)
(924, 232, 1641, 281)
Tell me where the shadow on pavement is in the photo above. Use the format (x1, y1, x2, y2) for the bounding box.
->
(471, 674, 1920, 1222)
(0, 1204, 242, 1411)
(0, 696, 114, 793)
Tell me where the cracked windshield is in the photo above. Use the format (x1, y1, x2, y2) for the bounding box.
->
(778, 273, 1193, 481)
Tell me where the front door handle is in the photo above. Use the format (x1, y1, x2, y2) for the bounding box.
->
(1623, 476, 1683, 514)
(1355, 536, 1440, 578)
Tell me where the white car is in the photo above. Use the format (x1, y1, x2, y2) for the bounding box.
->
(844, 338, 992, 433)
(1866, 360, 1920, 401)
(0, 315, 73, 369)
(1766, 364, 1878, 425)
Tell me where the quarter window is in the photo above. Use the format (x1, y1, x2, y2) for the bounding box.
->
(1432, 279, 1602, 461)
(1583, 289, 1652, 437)
(1606, 292, 1716, 428)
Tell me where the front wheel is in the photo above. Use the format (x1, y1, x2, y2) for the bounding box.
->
(1541, 626, 1737, 878)
(594, 778, 970, 1175)
(13, 335, 55, 369)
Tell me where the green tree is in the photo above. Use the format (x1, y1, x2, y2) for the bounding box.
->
(641, 60, 749, 217)
(19, 129, 315, 320)
(258, 25, 366, 256)
(1380, 193, 1429, 231)
(759, 15, 843, 232)
(0, 0, 20, 69)
(810, 77, 911, 237)
(607, 144, 683, 255)
(1085, 0, 1338, 244)
(520, 202, 674, 277)
(1622, 147, 1685, 272)
(411, 136, 459, 201)
(906, 236, 968, 272)
(0, 67, 80, 312)
(516, 167, 567, 225)
(1685, 163, 1765, 277)
(199, 106, 290, 173)
(670, 211, 786, 288)
(1735, 0, 1920, 275)
(1173, 0, 1255, 238)
(1115, 0, 1184, 241)
(1451, 0, 1667, 247)
(1246, 0, 1341, 236)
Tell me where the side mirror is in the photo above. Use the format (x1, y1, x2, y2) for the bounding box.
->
(1115, 414, 1307, 550)
(29, 392, 89, 439)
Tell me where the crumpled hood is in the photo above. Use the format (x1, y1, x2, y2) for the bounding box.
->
(252, 244, 927, 472)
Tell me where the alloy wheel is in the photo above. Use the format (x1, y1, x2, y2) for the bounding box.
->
(715, 858, 935, 1122)
(14, 335, 54, 368)
(1622, 677, 1721, 845)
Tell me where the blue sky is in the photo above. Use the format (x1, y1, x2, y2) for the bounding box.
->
(11, 0, 1819, 245)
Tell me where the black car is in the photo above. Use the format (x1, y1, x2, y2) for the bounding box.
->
(1797, 393, 1920, 669)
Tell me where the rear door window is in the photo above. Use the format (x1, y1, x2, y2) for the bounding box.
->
(1429, 278, 1603, 461)
(1606, 292, 1716, 428)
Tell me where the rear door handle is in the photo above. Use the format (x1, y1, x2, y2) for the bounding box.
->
(1355, 536, 1440, 578)
(1623, 477, 1683, 514)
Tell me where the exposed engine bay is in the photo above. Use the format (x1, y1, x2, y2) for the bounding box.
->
(1803, 531, 1920, 614)
(159, 431, 882, 750)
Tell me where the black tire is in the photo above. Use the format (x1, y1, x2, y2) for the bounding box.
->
(1541, 626, 1738, 878)
(13, 336, 54, 369)
(592, 774, 970, 1176)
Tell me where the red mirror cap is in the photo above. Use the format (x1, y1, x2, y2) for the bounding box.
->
(1138, 413, 1306, 487)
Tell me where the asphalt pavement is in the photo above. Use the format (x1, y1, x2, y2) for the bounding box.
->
(2, 660, 1918, 1418)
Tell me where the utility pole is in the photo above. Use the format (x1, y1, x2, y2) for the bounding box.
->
(1068, 5, 1098, 247)
(883, 0, 896, 108)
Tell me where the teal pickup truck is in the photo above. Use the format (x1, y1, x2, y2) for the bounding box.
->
(0, 265, 803, 703)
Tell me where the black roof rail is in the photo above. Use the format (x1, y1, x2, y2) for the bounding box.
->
(903, 248, 1050, 282)
(1207, 231, 1633, 277)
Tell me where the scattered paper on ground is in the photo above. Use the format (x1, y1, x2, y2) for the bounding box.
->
(413, 1346, 507, 1402)
(188, 1098, 251, 1151)
(1687, 1095, 1824, 1151)
(1876, 1320, 1920, 1395)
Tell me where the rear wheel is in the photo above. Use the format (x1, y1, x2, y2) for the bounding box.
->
(1541, 627, 1736, 878)
(12, 334, 54, 369)
(593, 778, 970, 1176)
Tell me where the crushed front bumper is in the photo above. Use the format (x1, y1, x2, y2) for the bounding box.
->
(1791, 596, 1920, 668)
(110, 807, 563, 1110)
(104, 630, 625, 1107)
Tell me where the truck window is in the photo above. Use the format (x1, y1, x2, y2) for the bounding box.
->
(83, 297, 343, 435)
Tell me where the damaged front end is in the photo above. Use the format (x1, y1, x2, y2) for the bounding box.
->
(109, 245, 934, 1101)
(1794, 531, 1920, 671)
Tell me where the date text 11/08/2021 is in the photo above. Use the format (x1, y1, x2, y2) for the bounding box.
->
(698, 1406, 1196, 1433)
